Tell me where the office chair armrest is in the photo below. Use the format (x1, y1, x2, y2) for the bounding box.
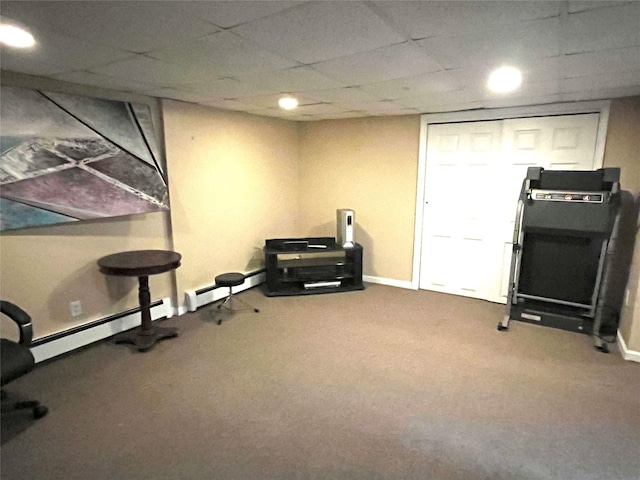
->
(0, 301, 34, 346)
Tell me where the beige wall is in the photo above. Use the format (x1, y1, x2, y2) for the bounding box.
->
(603, 97, 640, 196)
(622, 235, 640, 352)
(0, 72, 173, 340)
(298, 116, 421, 282)
(0, 214, 173, 339)
(162, 100, 300, 296)
(603, 96, 640, 351)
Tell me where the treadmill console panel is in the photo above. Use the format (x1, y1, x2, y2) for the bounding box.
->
(531, 190, 604, 203)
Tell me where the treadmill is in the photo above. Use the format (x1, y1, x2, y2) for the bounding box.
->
(498, 167, 622, 352)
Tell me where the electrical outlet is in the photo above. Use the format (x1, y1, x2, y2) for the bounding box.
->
(69, 300, 82, 317)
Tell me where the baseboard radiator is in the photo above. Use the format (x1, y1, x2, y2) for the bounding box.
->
(30, 299, 172, 363)
(184, 270, 266, 313)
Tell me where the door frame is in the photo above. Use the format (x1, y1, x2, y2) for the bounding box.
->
(411, 100, 611, 292)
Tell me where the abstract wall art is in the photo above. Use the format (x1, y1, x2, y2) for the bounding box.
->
(0, 87, 169, 231)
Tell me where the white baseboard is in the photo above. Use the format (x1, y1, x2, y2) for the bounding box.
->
(617, 330, 640, 363)
(31, 298, 172, 363)
(184, 272, 266, 312)
(363, 275, 415, 290)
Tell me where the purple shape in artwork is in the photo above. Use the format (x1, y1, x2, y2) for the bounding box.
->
(0, 167, 166, 220)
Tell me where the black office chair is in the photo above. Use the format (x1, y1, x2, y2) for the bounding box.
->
(213, 273, 259, 325)
(1, 301, 48, 419)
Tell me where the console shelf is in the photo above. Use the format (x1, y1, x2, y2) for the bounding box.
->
(263, 237, 364, 297)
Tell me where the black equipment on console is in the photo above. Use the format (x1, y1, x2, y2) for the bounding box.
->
(498, 167, 626, 352)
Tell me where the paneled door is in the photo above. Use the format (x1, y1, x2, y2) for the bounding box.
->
(419, 120, 504, 300)
(419, 114, 601, 303)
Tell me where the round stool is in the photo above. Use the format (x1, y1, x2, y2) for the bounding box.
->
(215, 272, 245, 289)
(214, 272, 259, 325)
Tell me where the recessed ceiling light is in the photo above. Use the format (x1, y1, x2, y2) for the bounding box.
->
(0, 23, 35, 48)
(487, 66, 522, 93)
(278, 96, 299, 110)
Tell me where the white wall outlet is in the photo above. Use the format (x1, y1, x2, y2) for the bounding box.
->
(69, 300, 82, 317)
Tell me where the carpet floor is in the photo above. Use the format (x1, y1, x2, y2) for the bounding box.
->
(1, 284, 639, 480)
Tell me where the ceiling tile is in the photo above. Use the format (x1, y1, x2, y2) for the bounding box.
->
(482, 79, 561, 100)
(297, 111, 372, 121)
(90, 56, 222, 86)
(51, 71, 157, 92)
(372, 0, 561, 39)
(565, 3, 640, 54)
(358, 71, 462, 100)
(562, 69, 640, 92)
(147, 31, 298, 77)
(568, 1, 632, 14)
(179, 78, 277, 98)
(337, 100, 418, 113)
(421, 102, 484, 114)
(231, 1, 405, 64)
(395, 89, 481, 109)
(312, 42, 442, 86)
(300, 87, 380, 104)
(0, 1, 220, 53)
(561, 85, 640, 102)
(291, 103, 346, 115)
(199, 98, 271, 112)
(230, 93, 319, 109)
(0, 26, 135, 71)
(563, 47, 640, 78)
(232, 66, 343, 93)
(247, 108, 299, 119)
(0, 52, 70, 77)
(483, 94, 561, 109)
(254, 102, 349, 121)
(416, 18, 561, 70)
(369, 108, 421, 117)
(184, 1, 304, 29)
(449, 56, 561, 89)
(137, 87, 222, 104)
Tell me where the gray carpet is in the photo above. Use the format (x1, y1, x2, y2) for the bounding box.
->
(1, 284, 639, 480)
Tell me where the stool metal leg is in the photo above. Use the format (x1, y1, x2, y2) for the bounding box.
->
(215, 287, 259, 325)
(229, 294, 260, 313)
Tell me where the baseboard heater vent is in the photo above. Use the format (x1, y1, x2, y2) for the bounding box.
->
(184, 269, 265, 312)
(30, 299, 170, 363)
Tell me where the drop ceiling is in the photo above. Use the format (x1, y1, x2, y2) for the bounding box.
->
(2, 1, 640, 121)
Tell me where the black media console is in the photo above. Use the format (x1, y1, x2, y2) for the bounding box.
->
(263, 237, 364, 296)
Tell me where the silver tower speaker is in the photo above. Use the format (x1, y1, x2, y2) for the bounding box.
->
(337, 209, 355, 248)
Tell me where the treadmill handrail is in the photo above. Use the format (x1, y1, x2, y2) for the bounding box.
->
(510, 197, 526, 306)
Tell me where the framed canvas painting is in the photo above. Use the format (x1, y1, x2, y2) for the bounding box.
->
(0, 87, 169, 231)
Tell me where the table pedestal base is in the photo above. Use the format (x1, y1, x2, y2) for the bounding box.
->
(113, 325, 178, 352)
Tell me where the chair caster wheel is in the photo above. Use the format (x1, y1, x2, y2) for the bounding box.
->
(33, 405, 48, 419)
(497, 323, 508, 331)
(216, 319, 222, 326)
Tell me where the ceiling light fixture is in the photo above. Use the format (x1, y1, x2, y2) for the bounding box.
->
(0, 23, 35, 48)
(487, 66, 522, 93)
(278, 96, 299, 110)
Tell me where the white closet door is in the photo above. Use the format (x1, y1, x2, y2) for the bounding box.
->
(419, 120, 503, 299)
(420, 113, 601, 303)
